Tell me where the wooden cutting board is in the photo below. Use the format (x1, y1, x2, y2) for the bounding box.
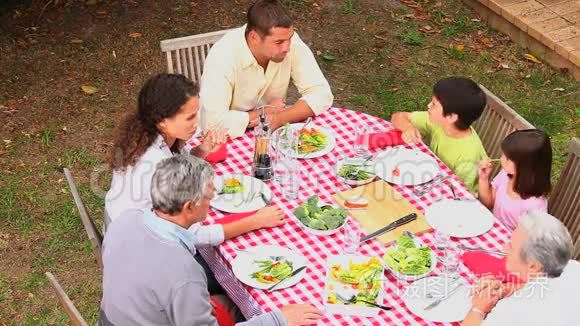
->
(332, 180, 432, 245)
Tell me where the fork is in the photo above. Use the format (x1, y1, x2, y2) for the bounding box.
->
(413, 175, 450, 196)
(234, 192, 257, 208)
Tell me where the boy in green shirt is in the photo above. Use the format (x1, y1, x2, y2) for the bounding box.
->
(391, 77, 488, 192)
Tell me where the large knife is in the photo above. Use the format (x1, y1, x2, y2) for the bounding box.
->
(266, 265, 307, 292)
(359, 213, 417, 243)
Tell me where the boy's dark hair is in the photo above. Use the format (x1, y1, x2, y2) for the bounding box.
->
(246, 0, 293, 38)
(433, 77, 486, 130)
(502, 129, 552, 199)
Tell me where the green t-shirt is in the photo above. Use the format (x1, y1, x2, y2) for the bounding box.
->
(410, 111, 488, 192)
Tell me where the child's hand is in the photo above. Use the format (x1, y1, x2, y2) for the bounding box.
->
(478, 159, 493, 180)
(402, 128, 422, 144)
(250, 206, 286, 229)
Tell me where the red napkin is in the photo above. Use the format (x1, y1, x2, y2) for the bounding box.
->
(210, 296, 235, 326)
(367, 130, 405, 150)
(462, 251, 523, 283)
(205, 143, 228, 163)
(213, 211, 256, 225)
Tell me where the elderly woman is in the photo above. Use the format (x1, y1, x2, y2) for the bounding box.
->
(462, 211, 579, 325)
(100, 155, 324, 325)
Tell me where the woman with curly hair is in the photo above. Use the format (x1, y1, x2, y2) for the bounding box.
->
(105, 74, 285, 247)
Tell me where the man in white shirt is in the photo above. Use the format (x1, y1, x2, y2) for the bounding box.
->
(200, 0, 333, 138)
(462, 211, 579, 326)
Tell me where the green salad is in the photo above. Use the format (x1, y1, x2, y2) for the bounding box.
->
(383, 235, 433, 275)
(338, 164, 374, 181)
(297, 128, 328, 154)
(251, 259, 293, 284)
(221, 177, 244, 194)
(294, 195, 347, 230)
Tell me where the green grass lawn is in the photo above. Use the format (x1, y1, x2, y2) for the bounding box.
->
(0, 0, 578, 324)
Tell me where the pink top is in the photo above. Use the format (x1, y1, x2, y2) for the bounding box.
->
(492, 170, 548, 231)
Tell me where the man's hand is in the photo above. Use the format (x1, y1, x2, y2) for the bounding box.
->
(280, 304, 324, 325)
(247, 106, 285, 129)
(268, 97, 286, 109)
(249, 206, 286, 229)
(402, 127, 422, 144)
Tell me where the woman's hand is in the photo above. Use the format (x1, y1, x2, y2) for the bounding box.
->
(471, 276, 503, 314)
(193, 128, 228, 158)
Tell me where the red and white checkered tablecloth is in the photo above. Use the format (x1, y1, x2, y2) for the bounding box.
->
(199, 107, 511, 325)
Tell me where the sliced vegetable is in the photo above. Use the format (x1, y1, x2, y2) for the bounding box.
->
(222, 177, 244, 194)
(251, 259, 294, 284)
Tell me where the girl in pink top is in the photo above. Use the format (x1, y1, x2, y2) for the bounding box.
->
(477, 129, 552, 231)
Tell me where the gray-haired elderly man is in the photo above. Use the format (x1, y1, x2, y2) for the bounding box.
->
(99, 155, 323, 325)
(462, 211, 580, 326)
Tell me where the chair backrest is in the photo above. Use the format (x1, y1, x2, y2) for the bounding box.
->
(548, 138, 580, 260)
(474, 85, 534, 176)
(63, 168, 103, 270)
(160, 29, 232, 83)
(45, 272, 89, 326)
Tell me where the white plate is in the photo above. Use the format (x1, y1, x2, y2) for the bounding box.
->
(292, 203, 347, 236)
(402, 276, 471, 323)
(425, 199, 495, 238)
(324, 255, 385, 317)
(336, 158, 376, 186)
(231, 245, 308, 290)
(210, 174, 272, 213)
(383, 237, 438, 281)
(272, 123, 336, 159)
(374, 147, 440, 186)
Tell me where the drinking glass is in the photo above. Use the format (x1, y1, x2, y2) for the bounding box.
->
(353, 124, 370, 158)
(441, 243, 461, 278)
(342, 219, 360, 254)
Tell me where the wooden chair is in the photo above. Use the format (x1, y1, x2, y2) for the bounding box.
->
(548, 138, 580, 260)
(63, 168, 103, 270)
(474, 85, 534, 176)
(160, 29, 232, 83)
(45, 272, 89, 326)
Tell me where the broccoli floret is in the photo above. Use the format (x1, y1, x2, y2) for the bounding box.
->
(294, 205, 309, 219)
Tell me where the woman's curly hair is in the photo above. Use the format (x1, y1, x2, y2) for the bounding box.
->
(110, 73, 199, 171)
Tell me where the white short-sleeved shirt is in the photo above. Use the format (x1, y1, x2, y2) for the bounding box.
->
(483, 260, 580, 326)
(104, 135, 224, 247)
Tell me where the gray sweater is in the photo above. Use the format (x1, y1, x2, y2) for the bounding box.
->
(99, 209, 285, 326)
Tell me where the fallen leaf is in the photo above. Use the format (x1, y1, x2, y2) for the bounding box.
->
(3, 139, 12, 144)
(70, 39, 83, 44)
(455, 44, 465, 51)
(553, 88, 565, 92)
(524, 53, 542, 64)
(374, 34, 388, 41)
(321, 54, 336, 61)
(423, 25, 432, 31)
(27, 292, 34, 298)
(129, 32, 142, 38)
(81, 85, 98, 94)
